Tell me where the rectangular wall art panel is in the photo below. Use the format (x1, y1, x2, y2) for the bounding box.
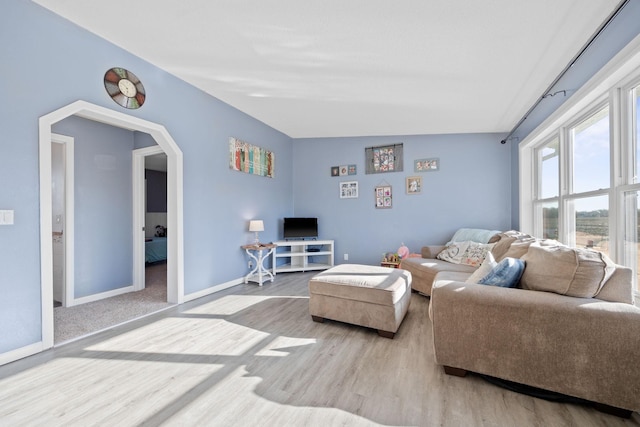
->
(365, 143, 403, 174)
(229, 137, 275, 178)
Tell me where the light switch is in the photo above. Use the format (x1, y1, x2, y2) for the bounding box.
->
(0, 210, 14, 225)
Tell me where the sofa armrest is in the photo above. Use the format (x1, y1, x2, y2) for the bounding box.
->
(421, 245, 446, 259)
(430, 280, 640, 412)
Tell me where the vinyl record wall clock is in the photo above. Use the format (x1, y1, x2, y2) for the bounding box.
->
(103, 67, 146, 109)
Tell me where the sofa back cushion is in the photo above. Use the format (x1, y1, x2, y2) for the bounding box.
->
(520, 244, 615, 298)
(491, 230, 537, 261)
(446, 228, 501, 245)
(596, 266, 635, 304)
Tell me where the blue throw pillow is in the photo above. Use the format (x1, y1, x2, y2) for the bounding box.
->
(478, 257, 525, 288)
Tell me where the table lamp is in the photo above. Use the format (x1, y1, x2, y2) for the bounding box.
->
(249, 220, 264, 244)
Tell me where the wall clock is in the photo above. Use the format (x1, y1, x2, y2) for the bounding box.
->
(103, 67, 146, 109)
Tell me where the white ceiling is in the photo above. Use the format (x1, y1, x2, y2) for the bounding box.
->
(34, 0, 619, 138)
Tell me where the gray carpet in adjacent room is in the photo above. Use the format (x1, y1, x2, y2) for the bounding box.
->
(54, 262, 172, 344)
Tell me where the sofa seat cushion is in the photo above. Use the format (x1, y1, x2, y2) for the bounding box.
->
(400, 257, 476, 295)
(309, 264, 410, 306)
(521, 244, 616, 298)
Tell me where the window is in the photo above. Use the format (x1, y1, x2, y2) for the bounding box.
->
(622, 190, 639, 290)
(541, 201, 559, 240)
(532, 107, 611, 255)
(522, 45, 640, 298)
(633, 84, 640, 183)
(538, 137, 559, 199)
(567, 195, 609, 257)
(570, 106, 610, 194)
(622, 83, 640, 291)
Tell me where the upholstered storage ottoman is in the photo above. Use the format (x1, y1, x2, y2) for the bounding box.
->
(308, 264, 412, 338)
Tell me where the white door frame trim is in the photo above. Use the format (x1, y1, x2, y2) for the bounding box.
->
(38, 100, 184, 352)
(132, 145, 165, 292)
(51, 133, 75, 308)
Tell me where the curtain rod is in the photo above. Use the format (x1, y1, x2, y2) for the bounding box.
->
(500, 0, 630, 144)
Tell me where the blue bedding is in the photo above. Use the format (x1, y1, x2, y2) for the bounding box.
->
(145, 237, 167, 263)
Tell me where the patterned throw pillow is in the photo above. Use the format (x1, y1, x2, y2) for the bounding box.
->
(437, 241, 495, 267)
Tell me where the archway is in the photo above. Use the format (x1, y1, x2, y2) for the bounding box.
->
(39, 100, 184, 350)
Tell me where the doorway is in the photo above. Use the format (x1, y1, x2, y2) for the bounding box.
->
(51, 134, 74, 309)
(38, 100, 184, 354)
(133, 146, 168, 292)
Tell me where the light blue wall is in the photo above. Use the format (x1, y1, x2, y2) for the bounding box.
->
(0, 0, 293, 354)
(53, 117, 134, 298)
(134, 132, 157, 150)
(292, 133, 512, 265)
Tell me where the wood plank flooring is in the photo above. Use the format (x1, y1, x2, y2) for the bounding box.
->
(0, 272, 638, 426)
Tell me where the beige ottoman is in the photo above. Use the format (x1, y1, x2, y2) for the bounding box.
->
(308, 264, 412, 338)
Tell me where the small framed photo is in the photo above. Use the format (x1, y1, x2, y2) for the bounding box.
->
(406, 176, 422, 194)
(375, 185, 392, 208)
(340, 181, 359, 199)
(339, 165, 349, 176)
(331, 166, 340, 177)
(414, 158, 439, 172)
(348, 164, 357, 175)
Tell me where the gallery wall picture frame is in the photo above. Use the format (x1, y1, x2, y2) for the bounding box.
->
(414, 157, 439, 172)
(406, 176, 422, 194)
(340, 181, 359, 199)
(229, 137, 274, 178)
(365, 143, 403, 174)
(375, 185, 392, 208)
(332, 164, 357, 176)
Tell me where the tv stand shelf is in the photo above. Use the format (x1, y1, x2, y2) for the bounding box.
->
(272, 240, 334, 274)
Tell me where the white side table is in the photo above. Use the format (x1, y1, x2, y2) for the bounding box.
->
(241, 243, 276, 286)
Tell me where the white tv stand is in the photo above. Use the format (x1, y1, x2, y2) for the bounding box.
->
(272, 240, 334, 274)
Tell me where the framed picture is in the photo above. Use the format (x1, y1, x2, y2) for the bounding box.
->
(406, 176, 422, 194)
(414, 157, 439, 172)
(331, 166, 340, 177)
(340, 181, 359, 199)
(375, 185, 392, 208)
(348, 164, 357, 175)
(339, 165, 349, 176)
(365, 143, 404, 174)
(229, 137, 275, 178)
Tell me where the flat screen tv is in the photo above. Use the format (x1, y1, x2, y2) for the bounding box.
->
(283, 217, 318, 240)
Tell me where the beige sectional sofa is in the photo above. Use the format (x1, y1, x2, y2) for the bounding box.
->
(400, 229, 640, 415)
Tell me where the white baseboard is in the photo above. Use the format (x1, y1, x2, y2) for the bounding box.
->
(69, 285, 135, 307)
(184, 277, 244, 302)
(0, 342, 44, 366)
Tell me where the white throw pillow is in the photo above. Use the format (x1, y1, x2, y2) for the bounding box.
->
(437, 241, 470, 264)
(465, 252, 497, 283)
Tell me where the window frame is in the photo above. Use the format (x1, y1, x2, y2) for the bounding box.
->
(519, 33, 640, 301)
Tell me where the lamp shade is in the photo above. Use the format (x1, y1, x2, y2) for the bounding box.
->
(249, 220, 264, 232)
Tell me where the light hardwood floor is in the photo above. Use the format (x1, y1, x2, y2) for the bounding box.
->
(1, 272, 638, 426)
